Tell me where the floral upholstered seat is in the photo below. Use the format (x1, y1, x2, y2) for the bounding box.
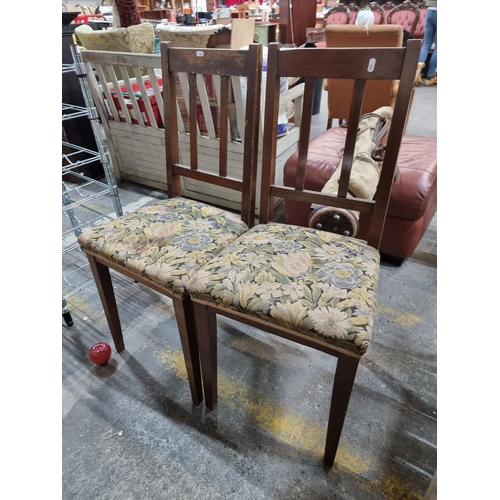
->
(187, 223, 380, 356)
(77, 198, 248, 297)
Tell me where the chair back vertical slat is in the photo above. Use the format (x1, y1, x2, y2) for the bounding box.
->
(337, 79, 366, 198)
(218, 76, 230, 178)
(259, 42, 281, 223)
(240, 44, 261, 225)
(107, 65, 133, 124)
(188, 72, 199, 171)
(294, 78, 315, 191)
(93, 63, 120, 122)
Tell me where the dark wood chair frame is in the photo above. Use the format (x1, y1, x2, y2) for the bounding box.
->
(80, 43, 263, 407)
(367, 1, 386, 24)
(346, 2, 360, 25)
(192, 40, 421, 468)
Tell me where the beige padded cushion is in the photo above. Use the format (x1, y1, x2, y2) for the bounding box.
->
(155, 24, 228, 48)
(74, 23, 155, 54)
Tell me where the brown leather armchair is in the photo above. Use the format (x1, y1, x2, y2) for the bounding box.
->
(283, 128, 437, 265)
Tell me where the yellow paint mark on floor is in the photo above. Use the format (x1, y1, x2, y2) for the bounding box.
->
(154, 347, 370, 474)
(377, 305, 421, 326)
(66, 295, 91, 312)
(377, 474, 424, 500)
(154, 346, 425, 498)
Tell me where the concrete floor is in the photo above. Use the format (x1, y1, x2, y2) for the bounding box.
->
(62, 85, 437, 499)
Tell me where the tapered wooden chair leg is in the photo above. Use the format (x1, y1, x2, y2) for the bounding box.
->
(193, 302, 218, 410)
(86, 253, 125, 352)
(172, 296, 203, 406)
(324, 354, 359, 468)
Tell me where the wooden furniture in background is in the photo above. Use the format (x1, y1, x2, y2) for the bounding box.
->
(324, 3, 351, 25)
(347, 2, 360, 23)
(279, 0, 317, 47)
(366, 1, 385, 24)
(387, 0, 420, 37)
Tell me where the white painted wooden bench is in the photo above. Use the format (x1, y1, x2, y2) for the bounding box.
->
(81, 48, 304, 214)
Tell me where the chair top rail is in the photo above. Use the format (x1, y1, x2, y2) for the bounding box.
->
(277, 47, 407, 80)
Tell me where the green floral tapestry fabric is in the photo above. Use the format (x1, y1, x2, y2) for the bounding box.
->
(77, 198, 248, 296)
(187, 223, 380, 356)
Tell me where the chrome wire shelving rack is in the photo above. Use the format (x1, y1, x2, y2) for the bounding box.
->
(62, 43, 123, 323)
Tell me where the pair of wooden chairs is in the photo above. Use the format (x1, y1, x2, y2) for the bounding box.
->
(77, 40, 421, 467)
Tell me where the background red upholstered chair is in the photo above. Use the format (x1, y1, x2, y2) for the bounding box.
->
(382, 1, 397, 20)
(412, 6, 427, 39)
(347, 2, 360, 24)
(324, 2, 351, 25)
(387, 0, 421, 37)
(367, 1, 386, 24)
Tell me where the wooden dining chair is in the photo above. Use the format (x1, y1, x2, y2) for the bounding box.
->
(76, 43, 263, 406)
(187, 40, 421, 467)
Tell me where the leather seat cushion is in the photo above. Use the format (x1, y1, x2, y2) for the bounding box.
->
(283, 127, 437, 222)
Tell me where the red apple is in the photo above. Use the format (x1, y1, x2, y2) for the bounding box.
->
(89, 342, 112, 365)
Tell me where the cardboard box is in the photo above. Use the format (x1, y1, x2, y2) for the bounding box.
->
(104, 77, 163, 127)
(177, 96, 239, 141)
